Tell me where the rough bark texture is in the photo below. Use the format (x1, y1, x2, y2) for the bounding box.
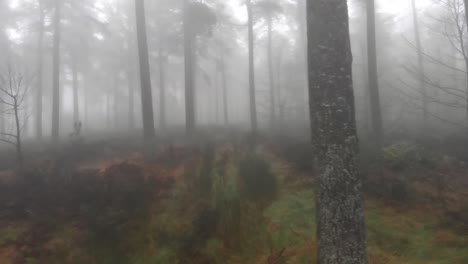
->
(411, 0, 428, 130)
(307, 0, 369, 263)
(246, 0, 258, 136)
(51, 0, 61, 145)
(184, 0, 196, 134)
(366, 0, 383, 148)
(463, 0, 468, 124)
(135, 0, 156, 140)
(35, 0, 44, 140)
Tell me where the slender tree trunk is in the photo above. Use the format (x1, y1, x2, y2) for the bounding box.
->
(36, 0, 44, 140)
(220, 49, 229, 126)
(158, 44, 166, 131)
(366, 0, 383, 149)
(214, 61, 219, 125)
(246, 0, 258, 136)
(297, 0, 309, 124)
(113, 78, 119, 129)
(83, 73, 89, 130)
(0, 97, 4, 138)
(106, 92, 111, 129)
(411, 0, 428, 131)
(307, 0, 368, 263)
(135, 0, 155, 140)
(51, 0, 61, 145)
(13, 97, 23, 168)
(127, 67, 135, 129)
(267, 16, 276, 130)
(184, 0, 196, 134)
(72, 59, 80, 124)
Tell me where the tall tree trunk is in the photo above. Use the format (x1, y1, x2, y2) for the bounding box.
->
(366, 0, 383, 149)
(127, 67, 135, 129)
(214, 61, 219, 125)
(135, 0, 155, 140)
(0, 95, 4, 138)
(51, 0, 61, 145)
(106, 92, 111, 129)
(158, 44, 166, 131)
(83, 71, 89, 131)
(113, 78, 119, 129)
(297, 0, 309, 124)
(36, 0, 44, 140)
(246, 0, 258, 136)
(411, 0, 428, 131)
(184, 0, 196, 134)
(267, 16, 276, 130)
(463, 0, 468, 124)
(13, 97, 23, 168)
(72, 59, 79, 124)
(220, 49, 229, 126)
(307, 0, 368, 263)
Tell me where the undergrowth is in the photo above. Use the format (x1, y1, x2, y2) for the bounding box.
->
(1, 143, 468, 263)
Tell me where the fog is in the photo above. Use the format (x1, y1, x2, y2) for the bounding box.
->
(1, 0, 468, 263)
(1, 0, 465, 144)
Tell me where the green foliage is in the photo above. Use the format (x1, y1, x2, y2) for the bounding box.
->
(265, 191, 315, 250)
(238, 153, 278, 204)
(367, 211, 412, 254)
(383, 142, 435, 170)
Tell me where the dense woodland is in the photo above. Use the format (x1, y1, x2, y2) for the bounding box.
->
(0, 0, 468, 263)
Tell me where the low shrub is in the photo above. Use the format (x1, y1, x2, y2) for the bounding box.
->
(238, 153, 278, 205)
(383, 142, 435, 171)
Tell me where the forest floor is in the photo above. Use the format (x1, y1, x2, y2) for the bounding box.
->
(0, 136, 467, 264)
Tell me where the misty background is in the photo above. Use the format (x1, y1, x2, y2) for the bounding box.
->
(0, 0, 466, 147)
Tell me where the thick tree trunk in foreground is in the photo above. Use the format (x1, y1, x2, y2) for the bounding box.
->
(463, 0, 468, 124)
(36, 0, 44, 140)
(366, 0, 383, 149)
(246, 0, 258, 136)
(135, 0, 155, 140)
(184, 0, 196, 134)
(307, 0, 368, 263)
(411, 0, 428, 130)
(51, 0, 61, 145)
